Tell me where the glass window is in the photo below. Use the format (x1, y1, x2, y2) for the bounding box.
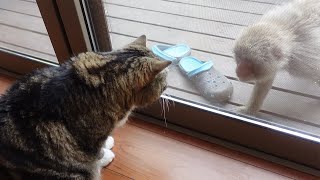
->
(103, 0, 320, 137)
(0, 0, 57, 63)
(102, 0, 320, 171)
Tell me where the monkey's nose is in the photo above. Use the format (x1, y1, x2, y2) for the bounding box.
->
(236, 61, 253, 80)
(236, 67, 249, 78)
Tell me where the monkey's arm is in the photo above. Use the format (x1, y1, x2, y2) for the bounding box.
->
(240, 75, 275, 115)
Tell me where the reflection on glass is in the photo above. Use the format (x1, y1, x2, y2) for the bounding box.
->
(0, 0, 57, 63)
(103, 0, 320, 137)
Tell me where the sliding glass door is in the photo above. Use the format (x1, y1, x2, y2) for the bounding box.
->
(1, 0, 319, 175)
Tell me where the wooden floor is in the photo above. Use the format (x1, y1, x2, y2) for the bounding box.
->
(1, 0, 320, 136)
(0, 74, 318, 180)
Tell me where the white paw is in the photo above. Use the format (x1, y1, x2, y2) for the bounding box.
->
(98, 148, 115, 167)
(103, 136, 114, 150)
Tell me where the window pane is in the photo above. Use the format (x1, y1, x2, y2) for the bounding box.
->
(103, 0, 320, 139)
(0, 0, 57, 63)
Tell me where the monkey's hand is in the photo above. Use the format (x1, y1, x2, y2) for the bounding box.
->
(233, 106, 258, 116)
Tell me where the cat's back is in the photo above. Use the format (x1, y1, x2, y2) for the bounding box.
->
(0, 63, 73, 129)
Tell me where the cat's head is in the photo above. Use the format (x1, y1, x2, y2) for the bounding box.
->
(73, 35, 171, 108)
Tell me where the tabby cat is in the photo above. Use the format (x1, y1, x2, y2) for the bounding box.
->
(0, 35, 170, 179)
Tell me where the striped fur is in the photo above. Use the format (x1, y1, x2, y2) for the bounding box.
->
(0, 35, 170, 179)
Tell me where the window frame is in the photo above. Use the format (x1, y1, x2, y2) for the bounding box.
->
(0, 0, 107, 74)
(0, 47, 57, 75)
(138, 95, 320, 173)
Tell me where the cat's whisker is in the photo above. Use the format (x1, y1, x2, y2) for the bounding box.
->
(163, 99, 165, 116)
(165, 98, 170, 112)
(164, 93, 175, 107)
(159, 98, 164, 115)
(161, 98, 168, 127)
(159, 98, 163, 114)
(165, 98, 168, 112)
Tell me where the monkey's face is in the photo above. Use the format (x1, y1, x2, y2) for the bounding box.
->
(235, 58, 255, 82)
(235, 56, 278, 82)
(234, 24, 284, 82)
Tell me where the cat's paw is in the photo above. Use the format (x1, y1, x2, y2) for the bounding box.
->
(103, 136, 114, 150)
(98, 148, 115, 167)
(98, 136, 115, 167)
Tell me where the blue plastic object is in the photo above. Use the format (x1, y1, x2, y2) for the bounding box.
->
(152, 44, 191, 63)
(179, 56, 214, 78)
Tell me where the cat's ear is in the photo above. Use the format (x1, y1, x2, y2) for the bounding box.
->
(127, 35, 147, 47)
(135, 58, 171, 91)
(150, 59, 171, 75)
(146, 58, 171, 83)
